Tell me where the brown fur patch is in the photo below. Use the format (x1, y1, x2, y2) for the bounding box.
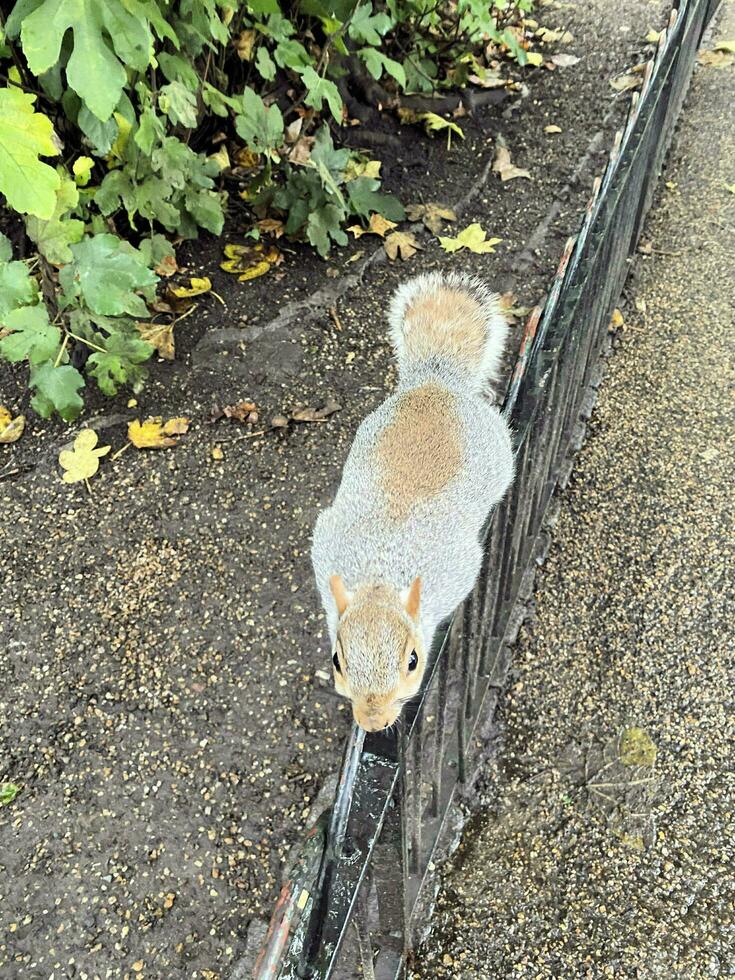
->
(376, 383, 462, 520)
(403, 288, 486, 368)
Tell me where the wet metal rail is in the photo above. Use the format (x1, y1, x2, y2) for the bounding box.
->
(252, 0, 719, 975)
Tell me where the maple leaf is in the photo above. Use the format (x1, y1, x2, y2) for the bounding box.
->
(384, 231, 422, 261)
(58, 429, 111, 484)
(347, 213, 397, 239)
(438, 224, 502, 254)
(405, 202, 457, 234)
(128, 416, 190, 448)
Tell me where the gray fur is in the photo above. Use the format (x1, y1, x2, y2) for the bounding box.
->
(311, 273, 514, 690)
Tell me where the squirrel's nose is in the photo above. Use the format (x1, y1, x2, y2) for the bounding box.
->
(353, 703, 398, 732)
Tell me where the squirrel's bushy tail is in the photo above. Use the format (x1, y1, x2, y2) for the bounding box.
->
(388, 272, 508, 394)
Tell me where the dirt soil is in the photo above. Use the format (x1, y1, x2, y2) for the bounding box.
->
(0, 1, 670, 977)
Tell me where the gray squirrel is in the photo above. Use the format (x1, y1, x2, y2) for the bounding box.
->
(311, 272, 514, 731)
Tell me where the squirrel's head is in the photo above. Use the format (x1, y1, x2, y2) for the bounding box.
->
(329, 575, 424, 732)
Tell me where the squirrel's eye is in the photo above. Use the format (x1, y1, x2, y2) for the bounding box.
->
(332, 650, 342, 674)
(408, 650, 418, 672)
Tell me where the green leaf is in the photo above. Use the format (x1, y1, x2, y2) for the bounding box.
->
(0, 87, 61, 219)
(0, 304, 61, 364)
(273, 37, 311, 70)
(20, 0, 153, 120)
(78, 105, 118, 156)
(201, 83, 240, 117)
(347, 177, 405, 221)
(255, 46, 277, 81)
(60, 234, 158, 318)
(235, 87, 284, 153)
(0, 233, 11, 263)
(134, 108, 165, 155)
(138, 234, 176, 272)
(25, 174, 85, 265)
(72, 156, 94, 186)
(309, 125, 351, 185)
(349, 2, 393, 46)
(87, 325, 153, 396)
(30, 361, 85, 420)
(0, 783, 20, 806)
(157, 52, 200, 90)
(0, 259, 38, 317)
(248, 0, 281, 13)
(359, 48, 406, 88)
(299, 66, 344, 123)
(184, 188, 225, 236)
(159, 81, 199, 129)
(307, 204, 348, 257)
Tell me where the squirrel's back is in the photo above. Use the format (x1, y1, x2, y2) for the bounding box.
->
(312, 272, 514, 649)
(388, 271, 509, 394)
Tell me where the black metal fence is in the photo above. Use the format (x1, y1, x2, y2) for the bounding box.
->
(252, 1, 719, 976)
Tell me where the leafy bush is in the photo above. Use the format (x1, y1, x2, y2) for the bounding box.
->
(0, 0, 534, 418)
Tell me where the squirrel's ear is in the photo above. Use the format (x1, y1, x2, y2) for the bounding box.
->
(402, 576, 421, 622)
(329, 575, 352, 617)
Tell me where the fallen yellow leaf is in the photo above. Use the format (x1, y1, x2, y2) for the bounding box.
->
(344, 158, 382, 181)
(525, 51, 544, 67)
(544, 124, 562, 134)
(208, 145, 230, 172)
(347, 213, 397, 239)
(169, 277, 212, 299)
(128, 417, 190, 449)
(438, 223, 502, 254)
(234, 147, 260, 169)
(211, 444, 224, 461)
(220, 242, 282, 281)
(58, 429, 110, 484)
(697, 49, 734, 67)
(609, 308, 625, 332)
(418, 112, 465, 140)
(235, 29, 256, 60)
(384, 231, 422, 261)
(536, 27, 573, 43)
(0, 408, 25, 445)
(620, 727, 657, 767)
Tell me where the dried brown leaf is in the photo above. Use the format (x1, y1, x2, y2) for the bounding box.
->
(492, 144, 531, 182)
(405, 202, 457, 234)
(384, 231, 422, 261)
(137, 321, 175, 361)
(290, 399, 341, 423)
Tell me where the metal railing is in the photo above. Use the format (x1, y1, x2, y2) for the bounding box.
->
(251, 1, 719, 975)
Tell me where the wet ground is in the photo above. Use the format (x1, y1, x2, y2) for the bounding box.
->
(0, 1, 679, 977)
(412, 3, 735, 978)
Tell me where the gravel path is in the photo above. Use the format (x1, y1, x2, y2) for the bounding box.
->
(412, 5, 735, 979)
